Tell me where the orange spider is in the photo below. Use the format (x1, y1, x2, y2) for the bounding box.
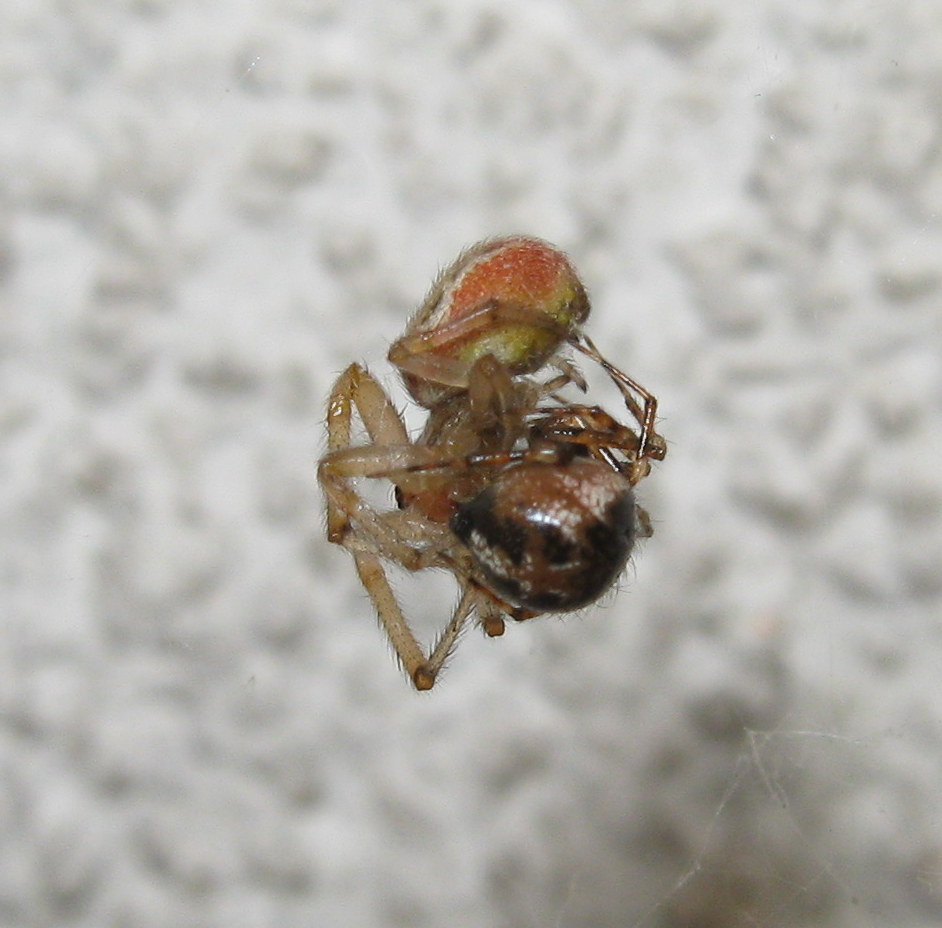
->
(318, 236, 665, 690)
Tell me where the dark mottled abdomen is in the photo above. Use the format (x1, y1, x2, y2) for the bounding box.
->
(451, 458, 637, 612)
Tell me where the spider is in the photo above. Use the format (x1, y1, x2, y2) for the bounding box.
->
(318, 236, 666, 690)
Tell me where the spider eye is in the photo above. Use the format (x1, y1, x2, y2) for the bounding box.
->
(450, 458, 636, 612)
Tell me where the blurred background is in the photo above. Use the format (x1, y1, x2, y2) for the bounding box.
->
(2, 2, 941, 926)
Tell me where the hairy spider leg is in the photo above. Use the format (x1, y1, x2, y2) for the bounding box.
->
(569, 334, 667, 464)
(524, 404, 654, 485)
(465, 353, 520, 453)
(321, 363, 481, 690)
(329, 398, 646, 493)
(324, 363, 410, 542)
(321, 432, 584, 686)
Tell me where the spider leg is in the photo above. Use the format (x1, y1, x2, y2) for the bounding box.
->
(546, 356, 588, 394)
(478, 598, 506, 637)
(320, 365, 489, 688)
(326, 363, 409, 449)
(466, 354, 524, 453)
(472, 584, 542, 633)
(635, 504, 654, 539)
(352, 551, 429, 689)
(569, 334, 666, 463)
(353, 552, 477, 690)
(321, 442, 486, 494)
(321, 363, 536, 567)
(526, 405, 654, 485)
(331, 502, 453, 572)
(423, 586, 478, 684)
(322, 363, 410, 542)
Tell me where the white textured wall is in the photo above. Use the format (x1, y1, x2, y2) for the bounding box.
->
(2, 2, 941, 927)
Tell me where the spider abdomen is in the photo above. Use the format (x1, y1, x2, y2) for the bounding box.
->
(451, 458, 637, 612)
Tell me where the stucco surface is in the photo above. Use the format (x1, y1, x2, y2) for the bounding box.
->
(2, 3, 941, 927)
